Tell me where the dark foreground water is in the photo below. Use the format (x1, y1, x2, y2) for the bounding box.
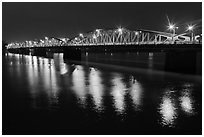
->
(3, 51, 202, 135)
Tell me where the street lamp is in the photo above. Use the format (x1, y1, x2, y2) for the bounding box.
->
(117, 27, 123, 35)
(168, 23, 178, 43)
(187, 25, 194, 31)
(168, 24, 175, 30)
(187, 25, 195, 42)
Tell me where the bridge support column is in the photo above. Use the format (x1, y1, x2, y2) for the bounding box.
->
(8, 49, 18, 54)
(31, 48, 47, 57)
(21, 48, 30, 55)
(63, 48, 82, 61)
(8, 48, 30, 55)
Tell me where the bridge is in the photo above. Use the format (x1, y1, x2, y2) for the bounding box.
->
(7, 28, 202, 48)
(6, 27, 202, 60)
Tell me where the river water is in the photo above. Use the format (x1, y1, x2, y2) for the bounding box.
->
(2, 51, 202, 135)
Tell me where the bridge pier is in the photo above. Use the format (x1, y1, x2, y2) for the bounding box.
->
(30, 48, 53, 57)
(63, 48, 82, 61)
(8, 48, 30, 55)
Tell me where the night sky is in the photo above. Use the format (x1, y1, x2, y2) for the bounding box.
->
(3, 2, 202, 43)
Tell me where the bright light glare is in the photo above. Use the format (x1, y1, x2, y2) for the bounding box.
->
(187, 25, 194, 31)
(79, 33, 84, 37)
(135, 31, 139, 35)
(118, 28, 123, 34)
(93, 34, 97, 39)
(168, 24, 175, 30)
(96, 29, 100, 33)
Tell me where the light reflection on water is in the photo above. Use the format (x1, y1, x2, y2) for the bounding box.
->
(53, 53, 68, 75)
(111, 73, 127, 115)
(89, 67, 104, 112)
(159, 89, 178, 127)
(179, 83, 195, 115)
(4, 53, 201, 132)
(25, 55, 38, 109)
(129, 76, 143, 111)
(23, 55, 60, 110)
(148, 52, 154, 69)
(158, 83, 196, 127)
(71, 65, 87, 108)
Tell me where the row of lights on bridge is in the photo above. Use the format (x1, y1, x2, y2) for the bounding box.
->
(7, 24, 199, 49)
(77, 27, 142, 40)
(77, 24, 196, 41)
(168, 23, 195, 33)
(7, 37, 69, 49)
(78, 23, 195, 37)
(167, 23, 196, 41)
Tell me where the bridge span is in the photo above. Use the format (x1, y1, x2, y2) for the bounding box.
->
(6, 27, 201, 60)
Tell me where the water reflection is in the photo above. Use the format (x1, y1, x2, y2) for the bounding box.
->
(148, 52, 154, 69)
(89, 67, 104, 112)
(25, 55, 39, 109)
(129, 76, 143, 111)
(42, 57, 59, 110)
(4, 52, 201, 133)
(71, 65, 87, 108)
(179, 83, 195, 115)
(23, 54, 60, 110)
(158, 82, 196, 127)
(111, 73, 127, 115)
(53, 53, 68, 75)
(159, 89, 178, 127)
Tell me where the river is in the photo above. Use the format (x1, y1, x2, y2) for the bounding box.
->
(2, 51, 202, 135)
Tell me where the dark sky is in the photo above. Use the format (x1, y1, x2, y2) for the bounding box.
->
(3, 2, 202, 43)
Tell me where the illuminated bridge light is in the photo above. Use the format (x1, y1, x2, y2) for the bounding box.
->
(135, 31, 139, 35)
(187, 25, 195, 31)
(168, 24, 175, 30)
(96, 29, 101, 33)
(117, 27, 123, 35)
(93, 34, 97, 39)
(79, 33, 84, 38)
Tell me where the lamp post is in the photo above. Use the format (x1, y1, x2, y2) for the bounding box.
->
(187, 25, 194, 43)
(168, 24, 178, 44)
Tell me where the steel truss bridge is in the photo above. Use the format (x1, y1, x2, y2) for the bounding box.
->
(66, 28, 196, 46)
(7, 28, 201, 49)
